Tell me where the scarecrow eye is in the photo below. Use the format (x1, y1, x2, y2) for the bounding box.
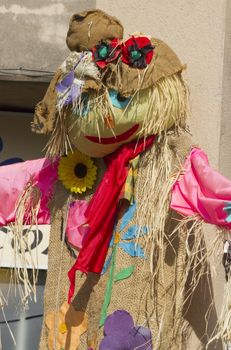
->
(117, 93, 127, 102)
(109, 90, 131, 109)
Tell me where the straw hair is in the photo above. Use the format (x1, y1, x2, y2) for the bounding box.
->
(10, 180, 41, 306)
(139, 72, 189, 136)
(45, 51, 101, 157)
(132, 132, 223, 348)
(44, 107, 74, 157)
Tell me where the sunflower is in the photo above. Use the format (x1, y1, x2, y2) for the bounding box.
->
(58, 151, 97, 194)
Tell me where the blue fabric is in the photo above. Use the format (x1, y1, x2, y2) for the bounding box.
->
(119, 203, 137, 231)
(122, 225, 148, 240)
(118, 241, 145, 258)
(122, 225, 138, 240)
(101, 202, 148, 274)
(101, 253, 113, 275)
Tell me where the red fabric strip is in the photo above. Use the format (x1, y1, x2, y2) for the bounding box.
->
(68, 136, 155, 302)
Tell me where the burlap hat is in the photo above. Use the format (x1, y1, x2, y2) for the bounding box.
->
(103, 37, 185, 97)
(66, 9, 124, 52)
(66, 9, 184, 96)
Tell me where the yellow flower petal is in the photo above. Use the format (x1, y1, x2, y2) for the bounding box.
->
(58, 150, 97, 194)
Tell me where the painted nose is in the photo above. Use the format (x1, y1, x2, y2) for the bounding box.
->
(104, 114, 115, 129)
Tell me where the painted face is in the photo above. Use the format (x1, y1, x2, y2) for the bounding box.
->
(67, 86, 176, 158)
(33, 30, 187, 160)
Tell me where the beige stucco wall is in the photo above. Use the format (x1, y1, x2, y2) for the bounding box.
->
(0, 0, 95, 71)
(220, 0, 231, 177)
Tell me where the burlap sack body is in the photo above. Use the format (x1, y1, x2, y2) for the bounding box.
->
(38, 132, 204, 350)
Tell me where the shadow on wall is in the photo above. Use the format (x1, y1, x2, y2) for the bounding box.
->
(184, 234, 223, 350)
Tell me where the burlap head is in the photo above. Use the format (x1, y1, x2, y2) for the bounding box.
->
(66, 9, 124, 52)
(32, 9, 186, 142)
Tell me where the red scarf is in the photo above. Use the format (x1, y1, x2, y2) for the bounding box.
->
(68, 135, 155, 302)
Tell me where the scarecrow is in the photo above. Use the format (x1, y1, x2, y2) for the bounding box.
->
(1, 9, 231, 349)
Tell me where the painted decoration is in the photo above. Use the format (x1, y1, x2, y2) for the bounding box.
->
(99, 310, 152, 350)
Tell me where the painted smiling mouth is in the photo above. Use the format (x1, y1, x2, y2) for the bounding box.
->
(85, 124, 139, 145)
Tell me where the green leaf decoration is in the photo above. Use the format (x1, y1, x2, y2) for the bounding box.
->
(114, 265, 135, 282)
(100, 246, 117, 327)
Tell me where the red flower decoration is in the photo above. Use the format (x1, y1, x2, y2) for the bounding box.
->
(92, 38, 121, 68)
(121, 36, 154, 69)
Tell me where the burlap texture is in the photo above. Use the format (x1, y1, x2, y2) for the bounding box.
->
(39, 181, 73, 349)
(104, 37, 185, 97)
(66, 9, 124, 52)
(39, 160, 107, 350)
(32, 69, 62, 135)
(38, 132, 203, 350)
(102, 133, 193, 349)
(105, 214, 188, 349)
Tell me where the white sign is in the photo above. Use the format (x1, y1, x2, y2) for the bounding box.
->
(0, 225, 50, 270)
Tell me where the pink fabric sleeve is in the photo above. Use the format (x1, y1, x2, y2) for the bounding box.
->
(0, 158, 88, 249)
(170, 148, 231, 229)
(0, 158, 58, 226)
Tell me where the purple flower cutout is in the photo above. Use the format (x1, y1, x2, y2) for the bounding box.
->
(56, 70, 84, 107)
(99, 310, 153, 350)
(56, 52, 86, 108)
